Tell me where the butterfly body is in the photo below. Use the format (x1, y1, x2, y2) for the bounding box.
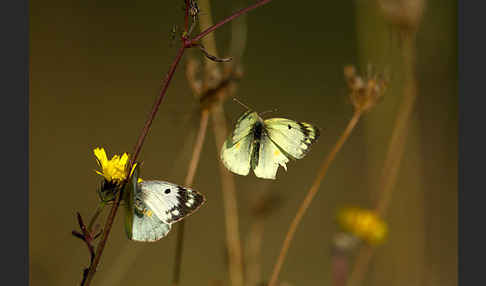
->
(221, 110, 320, 180)
(124, 167, 205, 242)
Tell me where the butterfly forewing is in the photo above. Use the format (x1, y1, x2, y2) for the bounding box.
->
(230, 110, 260, 143)
(221, 134, 254, 176)
(220, 111, 262, 176)
(264, 118, 320, 159)
(139, 181, 205, 225)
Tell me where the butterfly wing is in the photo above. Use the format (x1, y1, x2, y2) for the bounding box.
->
(139, 181, 205, 225)
(230, 110, 260, 142)
(263, 118, 320, 160)
(252, 134, 290, 180)
(127, 206, 172, 242)
(124, 166, 172, 242)
(220, 111, 260, 176)
(220, 134, 255, 176)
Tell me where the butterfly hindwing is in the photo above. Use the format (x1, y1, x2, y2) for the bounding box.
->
(252, 134, 290, 180)
(139, 181, 205, 225)
(124, 166, 172, 242)
(264, 118, 320, 159)
(128, 206, 172, 242)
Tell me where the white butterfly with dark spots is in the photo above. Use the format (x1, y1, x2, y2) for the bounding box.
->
(124, 166, 205, 242)
(221, 109, 320, 180)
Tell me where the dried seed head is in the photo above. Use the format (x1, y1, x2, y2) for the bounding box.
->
(378, 0, 425, 31)
(344, 65, 388, 113)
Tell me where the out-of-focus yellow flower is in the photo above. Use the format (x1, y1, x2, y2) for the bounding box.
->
(93, 147, 137, 183)
(337, 207, 387, 245)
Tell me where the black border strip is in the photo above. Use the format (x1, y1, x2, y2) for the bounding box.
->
(459, 1, 485, 286)
(0, 0, 29, 284)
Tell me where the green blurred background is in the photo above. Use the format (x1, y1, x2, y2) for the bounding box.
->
(30, 0, 457, 285)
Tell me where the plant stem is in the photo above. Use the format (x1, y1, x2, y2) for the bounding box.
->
(375, 33, 417, 217)
(268, 110, 363, 286)
(192, 0, 272, 44)
(82, 44, 186, 286)
(80, 1, 272, 283)
(172, 109, 210, 286)
(346, 31, 419, 286)
(130, 46, 186, 164)
(332, 249, 351, 286)
(197, 1, 250, 285)
(211, 101, 245, 286)
(245, 219, 265, 286)
(185, 0, 190, 33)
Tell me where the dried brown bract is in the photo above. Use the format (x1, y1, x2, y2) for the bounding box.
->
(344, 65, 388, 113)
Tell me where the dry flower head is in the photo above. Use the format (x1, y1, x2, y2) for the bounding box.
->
(344, 65, 388, 113)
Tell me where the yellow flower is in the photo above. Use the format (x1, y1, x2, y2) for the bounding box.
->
(93, 147, 136, 183)
(337, 207, 387, 245)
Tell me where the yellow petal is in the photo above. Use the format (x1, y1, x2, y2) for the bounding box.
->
(93, 148, 108, 165)
(129, 162, 138, 177)
(119, 153, 129, 166)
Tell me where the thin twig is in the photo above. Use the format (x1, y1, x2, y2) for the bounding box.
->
(268, 110, 363, 286)
(196, 44, 233, 62)
(192, 0, 273, 43)
(172, 109, 210, 286)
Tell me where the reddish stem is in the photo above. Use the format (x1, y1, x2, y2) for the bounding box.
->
(191, 0, 273, 43)
(185, 0, 190, 33)
(82, 45, 186, 286)
(80, 1, 275, 284)
(130, 45, 186, 164)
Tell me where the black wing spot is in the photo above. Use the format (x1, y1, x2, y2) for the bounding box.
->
(165, 188, 171, 194)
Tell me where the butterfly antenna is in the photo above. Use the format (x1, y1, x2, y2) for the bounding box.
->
(232, 97, 253, 111)
(259, 108, 278, 117)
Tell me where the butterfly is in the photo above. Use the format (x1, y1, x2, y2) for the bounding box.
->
(220, 109, 320, 180)
(124, 165, 205, 242)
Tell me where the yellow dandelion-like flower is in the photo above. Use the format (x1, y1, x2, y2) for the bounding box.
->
(93, 147, 137, 183)
(337, 207, 388, 245)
